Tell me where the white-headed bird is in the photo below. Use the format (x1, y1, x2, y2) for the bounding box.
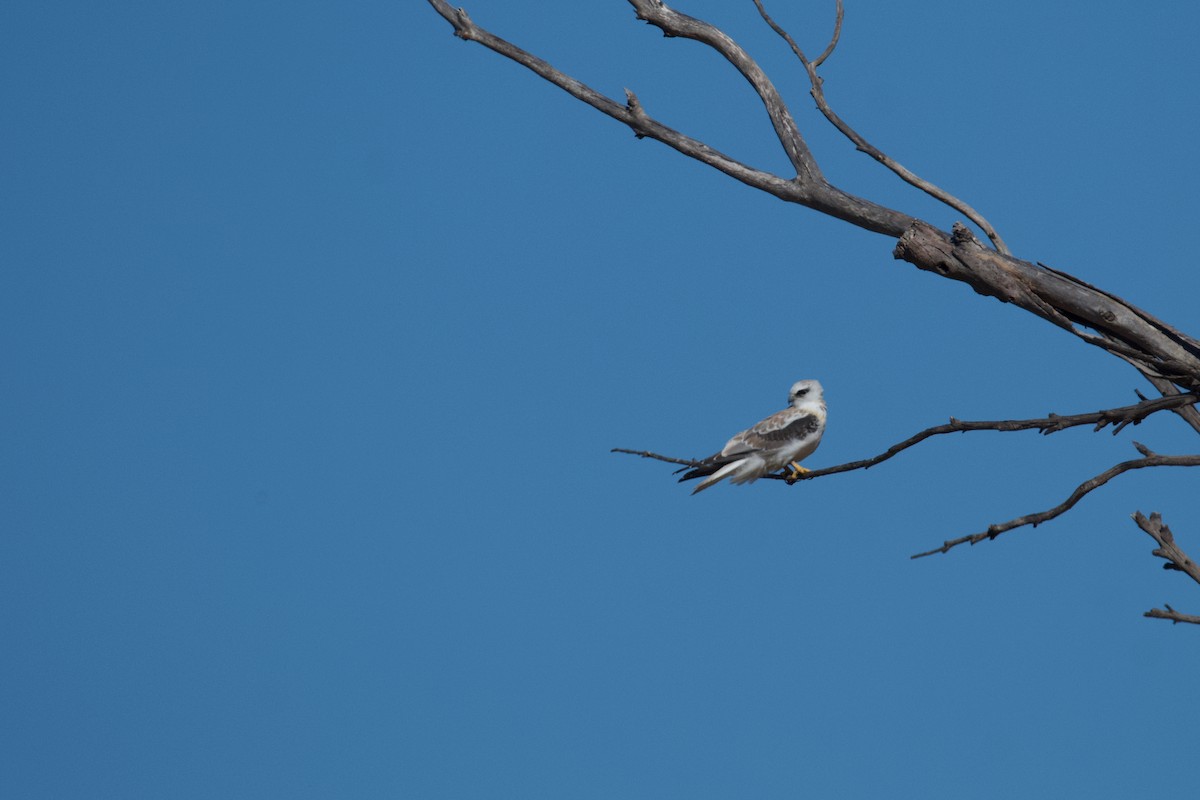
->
(679, 379, 826, 494)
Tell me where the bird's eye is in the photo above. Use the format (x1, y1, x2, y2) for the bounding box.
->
(795, 388, 808, 396)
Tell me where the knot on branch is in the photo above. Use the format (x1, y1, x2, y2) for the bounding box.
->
(449, 7, 478, 40)
(623, 89, 650, 138)
(950, 222, 982, 249)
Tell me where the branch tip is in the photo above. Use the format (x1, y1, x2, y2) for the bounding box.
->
(1144, 606, 1200, 625)
(812, 0, 845, 68)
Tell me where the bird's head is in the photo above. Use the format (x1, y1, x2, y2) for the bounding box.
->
(788, 379, 823, 407)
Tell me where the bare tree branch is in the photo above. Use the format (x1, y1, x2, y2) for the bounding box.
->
(811, 0, 844, 68)
(794, 394, 1200, 482)
(426, 0, 916, 236)
(1144, 606, 1200, 625)
(629, 0, 819, 181)
(1081, 329, 1200, 436)
(1129, 367, 1200, 436)
(1131, 514, 1198, 624)
(612, 392, 1200, 479)
(1036, 262, 1200, 415)
(1133, 512, 1200, 585)
(424, 5, 781, 202)
(911, 448, 1200, 559)
(751, 0, 1010, 253)
(1036, 262, 1200, 359)
(895, 224, 1200, 392)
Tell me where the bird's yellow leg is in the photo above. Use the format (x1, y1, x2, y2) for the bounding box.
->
(786, 462, 810, 480)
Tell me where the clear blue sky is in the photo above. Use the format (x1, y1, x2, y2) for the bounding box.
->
(4, 2, 1199, 797)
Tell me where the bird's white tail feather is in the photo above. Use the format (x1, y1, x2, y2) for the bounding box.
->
(691, 458, 751, 494)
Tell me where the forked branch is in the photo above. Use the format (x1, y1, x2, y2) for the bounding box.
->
(630, 0, 820, 181)
(427, 0, 914, 235)
(750, 0, 1010, 253)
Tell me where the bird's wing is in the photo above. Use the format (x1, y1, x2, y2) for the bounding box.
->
(733, 407, 822, 452)
(678, 407, 819, 482)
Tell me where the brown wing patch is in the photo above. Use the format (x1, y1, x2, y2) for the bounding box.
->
(744, 413, 820, 447)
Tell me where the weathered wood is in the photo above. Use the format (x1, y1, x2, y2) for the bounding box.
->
(894, 223, 1200, 391)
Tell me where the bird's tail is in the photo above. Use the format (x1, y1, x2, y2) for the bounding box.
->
(689, 459, 744, 495)
(677, 457, 727, 484)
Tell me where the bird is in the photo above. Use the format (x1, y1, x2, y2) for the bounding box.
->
(678, 379, 826, 494)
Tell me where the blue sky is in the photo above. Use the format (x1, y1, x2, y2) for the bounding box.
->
(5, 1, 1200, 797)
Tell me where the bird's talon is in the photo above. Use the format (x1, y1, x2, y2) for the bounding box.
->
(787, 462, 811, 480)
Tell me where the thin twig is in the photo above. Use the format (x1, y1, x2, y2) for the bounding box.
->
(1129, 367, 1200, 436)
(812, 0, 844, 68)
(1139, 372, 1200, 436)
(611, 448, 701, 468)
(750, 0, 1009, 254)
(911, 448, 1200, 559)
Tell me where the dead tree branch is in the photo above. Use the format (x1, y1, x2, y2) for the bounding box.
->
(631, 0, 819, 182)
(894, 223, 1200, 392)
(810, 0, 843, 67)
(911, 448, 1200, 559)
(612, 392, 1200, 479)
(1144, 606, 1200, 625)
(751, 0, 1010, 253)
(1133, 511, 1200, 583)
(427, 0, 915, 236)
(1133, 512, 1200, 625)
(795, 393, 1200, 482)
